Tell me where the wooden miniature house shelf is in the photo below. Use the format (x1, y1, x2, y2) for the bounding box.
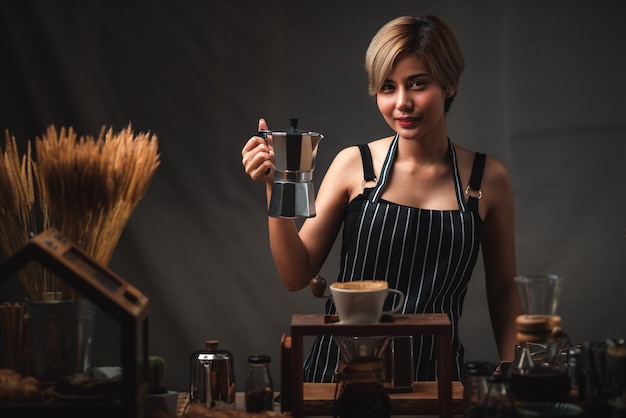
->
(0, 228, 149, 418)
(287, 313, 453, 418)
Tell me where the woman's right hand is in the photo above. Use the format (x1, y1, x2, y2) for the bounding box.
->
(241, 118, 274, 182)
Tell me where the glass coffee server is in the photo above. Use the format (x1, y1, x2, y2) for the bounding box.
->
(333, 335, 392, 418)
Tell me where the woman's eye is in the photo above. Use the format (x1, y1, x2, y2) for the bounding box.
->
(380, 83, 395, 93)
(409, 79, 426, 89)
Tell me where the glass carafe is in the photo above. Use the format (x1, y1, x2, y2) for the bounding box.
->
(333, 335, 392, 418)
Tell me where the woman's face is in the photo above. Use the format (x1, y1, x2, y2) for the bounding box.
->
(376, 53, 451, 141)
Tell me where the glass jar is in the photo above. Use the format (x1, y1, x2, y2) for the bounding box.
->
(481, 375, 516, 418)
(463, 361, 493, 418)
(244, 354, 274, 413)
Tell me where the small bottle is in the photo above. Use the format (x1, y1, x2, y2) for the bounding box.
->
(463, 361, 493, 418)
(481, 375, 516, 418)
(245, 354, 274, 413)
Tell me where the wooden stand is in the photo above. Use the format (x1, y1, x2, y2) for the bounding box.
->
(289, 313, 453, 418)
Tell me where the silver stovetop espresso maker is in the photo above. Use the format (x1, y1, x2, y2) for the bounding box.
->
(259, 118, 323, 219)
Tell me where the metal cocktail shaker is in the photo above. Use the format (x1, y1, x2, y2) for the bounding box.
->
(259, 118, 323, 219)
(189, 340, 236, 409)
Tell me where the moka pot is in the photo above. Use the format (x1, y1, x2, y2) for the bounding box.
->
(259, 118, 323, 218)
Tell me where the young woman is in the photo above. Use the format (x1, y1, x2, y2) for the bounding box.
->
(241, 15, 521, 383)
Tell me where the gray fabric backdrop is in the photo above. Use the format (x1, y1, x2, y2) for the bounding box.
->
(1, 0, 625, 392)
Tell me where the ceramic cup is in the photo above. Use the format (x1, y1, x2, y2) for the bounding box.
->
(330, 280, 404, 324)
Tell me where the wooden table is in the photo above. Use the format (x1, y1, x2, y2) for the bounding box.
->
(300, 382, 463, 416)
(287, 313, 454, 418)
(176, 392, 463, 417)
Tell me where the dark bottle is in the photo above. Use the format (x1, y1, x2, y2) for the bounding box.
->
(244, 354, 274, 413)
(334, 358, 392, 418)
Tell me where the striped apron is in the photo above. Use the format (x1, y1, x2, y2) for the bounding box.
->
(303, 135, 484, 383)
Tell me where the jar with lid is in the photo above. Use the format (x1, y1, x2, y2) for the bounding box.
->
(463, 361, 494, 418)
(244, 354, 274, 413)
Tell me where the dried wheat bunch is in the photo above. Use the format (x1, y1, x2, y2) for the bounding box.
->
(0, 124, 160, 301)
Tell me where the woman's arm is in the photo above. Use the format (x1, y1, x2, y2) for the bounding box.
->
(268, 146, 361, 291)
(242, 119, 361, 291)
(480, 157, 523, 363)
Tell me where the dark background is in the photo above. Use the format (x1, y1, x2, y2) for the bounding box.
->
(1, 0, 625, 392)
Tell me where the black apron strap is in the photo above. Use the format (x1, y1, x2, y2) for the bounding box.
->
(357, 144, 376, 182)
(467, 152, 486, 213)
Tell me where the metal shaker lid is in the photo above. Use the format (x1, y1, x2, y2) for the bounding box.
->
(194, 339, 232, 361)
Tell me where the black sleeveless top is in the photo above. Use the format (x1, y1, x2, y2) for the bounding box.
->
(304, 136, 486, 383)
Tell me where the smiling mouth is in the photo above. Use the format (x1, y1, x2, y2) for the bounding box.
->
(397, 118, 418, 127)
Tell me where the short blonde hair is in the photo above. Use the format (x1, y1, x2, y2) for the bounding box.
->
(365, 15, 465, 112)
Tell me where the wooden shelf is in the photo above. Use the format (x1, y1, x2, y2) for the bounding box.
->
(286, 313, 454, 418)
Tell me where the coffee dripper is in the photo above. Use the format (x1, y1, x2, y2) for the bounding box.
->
(333, 335, 392, 418)
(509, 274, 573, 402)
(259, 118, 323, 219)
